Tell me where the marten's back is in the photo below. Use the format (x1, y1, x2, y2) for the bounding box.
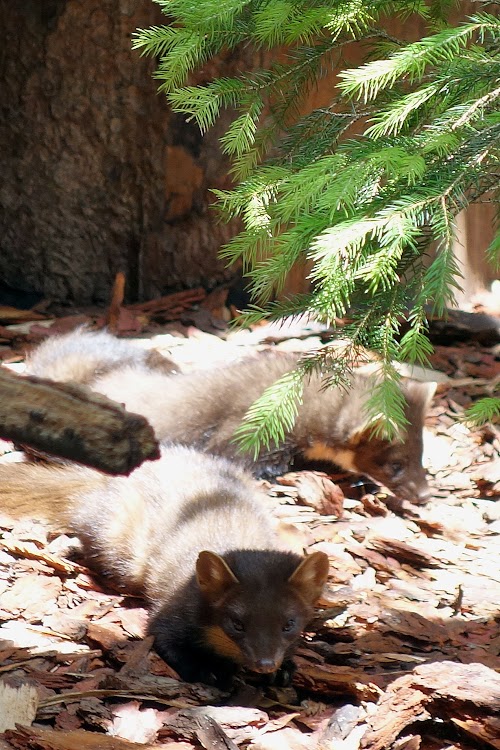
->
(25, 327, 177, 385)
(0, 446, 279, 599)
(70, 445, 278, 599)
(92, 352, 301, 453)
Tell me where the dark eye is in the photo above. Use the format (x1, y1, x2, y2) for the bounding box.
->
(282, 619, 296, 633)
(231, 618, 244, 633)
(389, 461, 404, 477)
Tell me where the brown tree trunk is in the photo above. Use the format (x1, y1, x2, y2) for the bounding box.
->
(0, 0, 240, 305)
(1, 2, 494, 308)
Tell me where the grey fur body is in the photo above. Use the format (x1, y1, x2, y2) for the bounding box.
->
(25, 327, 177, 386)
(92, 352, 435, 500)
(0, 446, 327, 684)
(69, 445, 278, 602)
(26, 330, 436, 500)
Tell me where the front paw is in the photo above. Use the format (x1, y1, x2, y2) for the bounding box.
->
(164, 651, 236, 689)
(272, 658, 296, 687)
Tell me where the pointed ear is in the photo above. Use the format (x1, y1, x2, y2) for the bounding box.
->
(196, 551, 239, 600)
(347, 418, 388, 446)
(404, 379, 437, 411)
(288, 551, 329, 604)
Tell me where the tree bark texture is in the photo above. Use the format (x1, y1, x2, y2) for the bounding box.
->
(0, 367, 160, 475)
(0, 0, 242, 305)
(0, 2, 494, 307)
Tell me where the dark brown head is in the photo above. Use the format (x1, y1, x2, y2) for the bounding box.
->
(346, 379, 436, 503)
(196, 549, 329, 675)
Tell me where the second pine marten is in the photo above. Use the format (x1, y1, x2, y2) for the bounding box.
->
(0, 446, 328, 686)
(25, 329, 436, 501)
(93, 356, 435, 502)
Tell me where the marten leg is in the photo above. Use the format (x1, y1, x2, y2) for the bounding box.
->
(150, 621, 238, 688)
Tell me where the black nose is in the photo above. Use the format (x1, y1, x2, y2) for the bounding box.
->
(251, 658, 278, 674)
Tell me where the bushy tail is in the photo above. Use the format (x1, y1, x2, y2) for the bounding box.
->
(0, 461, 105, 525)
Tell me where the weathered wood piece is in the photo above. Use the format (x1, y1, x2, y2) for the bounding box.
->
(293, 661, 382, 701)
(277, 471, 345, 517)
(361, 661, 500, 750)
(0, 679, 38, 732)
(0, 368, 159, 475)
(105, 271, 126, 334)
(127, 287, 206, 314)
(4, 726, 147, 750)
(367, 537, 442, 568)
(194, 714, 239, 750)
(425, 308, 500, 345)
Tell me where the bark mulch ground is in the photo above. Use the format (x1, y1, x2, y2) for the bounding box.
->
(0, 299, 498, 750)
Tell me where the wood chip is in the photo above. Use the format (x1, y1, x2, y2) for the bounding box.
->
(361, 661, 500, 750)
(0, 678, 39, 732)
(277, 472, 344, 517)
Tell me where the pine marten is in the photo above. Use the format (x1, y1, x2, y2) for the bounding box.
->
(25, 329, 436, 501)
(90, 357, 436, 502)
(0, 446, 328, 686)
(25, 327, 178, 385)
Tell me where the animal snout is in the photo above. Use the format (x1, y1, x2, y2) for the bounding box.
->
(250, 657, 280, 674)
(402, 476, 432, 504)
(415, 483, 431, 503)
(412, 475, 433, 504)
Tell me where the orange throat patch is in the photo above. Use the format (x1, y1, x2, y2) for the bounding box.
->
(302, 442, 357, 472)
(204, 626, 244, 663)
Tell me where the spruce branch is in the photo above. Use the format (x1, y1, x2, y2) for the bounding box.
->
(338, 16, 499, 102)
(233, 368, 305, 457)
(464, 397, 500, 426)
(135, 1, 500, 451)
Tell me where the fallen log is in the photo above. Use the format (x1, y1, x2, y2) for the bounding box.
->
(0, 368, 159, 475)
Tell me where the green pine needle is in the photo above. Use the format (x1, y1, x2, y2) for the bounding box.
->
(233, 369, 305, 457)
(134, 2, 500, 457)
(464, 398, 500, 427)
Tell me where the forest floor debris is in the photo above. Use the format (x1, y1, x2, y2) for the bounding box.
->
(0, 304, 498, 750)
